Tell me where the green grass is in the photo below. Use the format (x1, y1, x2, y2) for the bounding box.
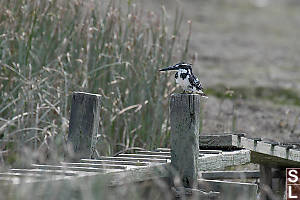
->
(0, 0, 192, 164)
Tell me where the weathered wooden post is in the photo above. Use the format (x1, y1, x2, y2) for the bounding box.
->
(170, 93, 201, 188)
(259, 165, 272, 200)
(67, 92, 101, 160)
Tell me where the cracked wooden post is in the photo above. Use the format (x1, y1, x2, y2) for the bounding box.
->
(67, 92, 101, 160)
(170, 93, 201, 188)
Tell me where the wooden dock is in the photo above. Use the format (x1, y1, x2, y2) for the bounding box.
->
(1, 92, 299, 200)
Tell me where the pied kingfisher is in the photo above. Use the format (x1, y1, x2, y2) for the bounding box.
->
(159, 62, 207, 97)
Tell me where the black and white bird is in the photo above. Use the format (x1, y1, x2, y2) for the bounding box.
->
(159, 62, 207, 97)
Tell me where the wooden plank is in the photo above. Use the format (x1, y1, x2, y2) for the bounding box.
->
(67, 92, 101, 160)
(107, 164, 171, 186)
(200, 135, 300, 167)
(231, 134, 241, 147)
(82, 157, 169, 163)
(273, 145, 288, 159)
(200, 170, 283, 180)
(79, 159, 150, 166)
(155, 148, 170, 152)
(10, 169, 82, 176)
(137, 149, 221, 154)
(201, 171, 260, 179)
(0, 172, 44, 179)
(256, 141, 275, 155)
(199, 133, 247, 150)
(251, 151, 300, 167)
(199, 154, 224, 170)
(288, 149, 300, 162)
(170, 94, 201, 188)
(198, 179, 257, 200)
(172, 186, 220, 199)
(198, 150, 251, 171)
(199, 134, 234, 148)
(241, 137, 255, 150)
(60, 162, 133, 169)
(199, 150, 222, 154)
(31, 164, 124, 172)
(135, 150, 171, 155)
(117, 153, 171, 159)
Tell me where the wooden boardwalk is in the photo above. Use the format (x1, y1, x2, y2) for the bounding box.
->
(200, 134, 300, 167)
(0, 148, 251, 186)
(2, 92, 299, 200)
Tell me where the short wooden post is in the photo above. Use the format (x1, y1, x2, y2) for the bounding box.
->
(259, 165, 272, 200)
(67, 92, 101, 160)
(170, 93, 201, 188)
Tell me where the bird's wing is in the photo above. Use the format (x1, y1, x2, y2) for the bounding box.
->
(188, 75, 203, 91)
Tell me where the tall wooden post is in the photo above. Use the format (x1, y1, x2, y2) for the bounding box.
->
(67, 92, 101, 160)
(170, 93, 201, 188)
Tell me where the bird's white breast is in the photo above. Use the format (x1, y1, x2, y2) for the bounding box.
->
(176, 70, 190, 90)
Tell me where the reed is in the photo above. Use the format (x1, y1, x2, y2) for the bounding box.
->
(0, 0, 191, 163)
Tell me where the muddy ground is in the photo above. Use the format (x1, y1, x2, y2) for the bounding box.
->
(142, 0, 300, 142)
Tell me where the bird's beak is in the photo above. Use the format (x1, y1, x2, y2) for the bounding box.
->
(159, 65, 179, 72)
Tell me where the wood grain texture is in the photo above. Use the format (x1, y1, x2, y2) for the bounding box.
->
(259, 165, 272, 200)
(170, 94, 201, 188)
(68, 92, 101, 160)
(199, 134, 233, 148)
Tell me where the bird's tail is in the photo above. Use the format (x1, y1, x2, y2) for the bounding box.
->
(195, 90, 208, 98)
